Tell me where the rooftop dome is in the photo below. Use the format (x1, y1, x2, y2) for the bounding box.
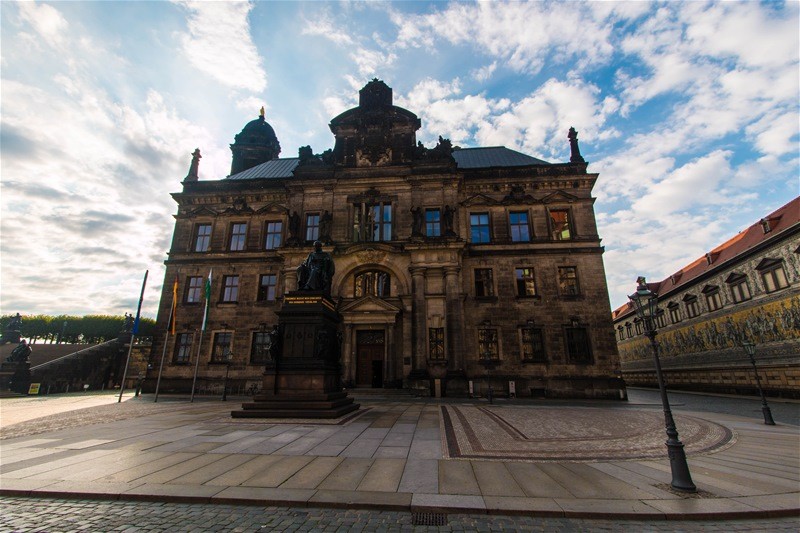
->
(230, 109, 281, 175)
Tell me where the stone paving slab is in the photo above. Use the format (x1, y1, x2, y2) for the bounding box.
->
(0, 394, 798, 521)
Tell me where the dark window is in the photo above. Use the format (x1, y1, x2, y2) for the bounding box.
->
(617, 327, 625, 341)
(703, 286, 723, 311)
(194, 224, 212, 252)
(429, 328, 445, 359)
(306, 213, 320, 242)
(229, 223, 247, 251)
(558, 266, 580, 296)
(727, 274, 752, 303)
(174, 333, 193, 363)
(684, 295, 700, 318)
(509, 211, 530, 242)
(655, 311, 667, 329)
(478, 328, 499, 360)
(521, 327, 546, 362)
(550, 209, 572, 240)
(265, 221, 282, 250)
(515, 267, 537, 296)
(566, 327, 591, 363)
(211, 332, 232, 362)
(221, 275, 239, 302)
(251, 332, 270, 364)
(353, 203, 392, 242)
(426, 209, 441, 237)
(625, 322, 633, 337)
(258, 274, 277, 301)
(757, 260, 789, 293)
(474, 268, 494, 297)
(470, 213, 491, 243)
(185, 276, 203, 303)
(668, 303, 681, 324)
(354, 271, 390, 297)
(634, 320, 643, 335)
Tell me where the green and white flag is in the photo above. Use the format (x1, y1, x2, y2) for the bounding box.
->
(201, 268, 212, 331)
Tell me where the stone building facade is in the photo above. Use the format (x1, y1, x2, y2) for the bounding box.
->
(147, 80, 625, 399)
(613, 197, 800, 397)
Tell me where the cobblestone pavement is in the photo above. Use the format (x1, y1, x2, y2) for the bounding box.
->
(1, 497, 798, 532)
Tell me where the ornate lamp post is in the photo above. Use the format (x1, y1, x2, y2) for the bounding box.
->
(629, 277, 696, 492)
(741, 341, 775, 425)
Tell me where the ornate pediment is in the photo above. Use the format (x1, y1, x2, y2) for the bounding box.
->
(179, 205, 218, 218)
(460, 193, 499, 207)
(540, 190, 579, 204)
(221, 197, 255, 215)
(339, 295, 401, 315)
(256, 202, 288, 215)
(501, 186, 537, 205)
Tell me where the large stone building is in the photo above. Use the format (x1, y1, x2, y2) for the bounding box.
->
(147, 80, 625, 399)
(613, 197, 800, 397)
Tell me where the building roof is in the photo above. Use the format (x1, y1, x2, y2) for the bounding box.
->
(452, 146, 551, 168)
(225, 146, 552, 180)
(612, 196, 800, 320)
(227, 158, 300, 180)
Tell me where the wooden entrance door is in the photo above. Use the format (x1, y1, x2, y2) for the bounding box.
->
(356, 330, 385, 388)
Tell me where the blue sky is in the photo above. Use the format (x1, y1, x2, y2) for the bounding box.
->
(1, 0, 798, 317)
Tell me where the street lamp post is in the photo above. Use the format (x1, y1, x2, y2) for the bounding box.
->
(741, 341, 775, 425)
(629, 277, 696, 492)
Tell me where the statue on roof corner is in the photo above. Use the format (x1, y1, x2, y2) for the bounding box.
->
(259, 106, 265, 118)
(568, 127, 586, 164)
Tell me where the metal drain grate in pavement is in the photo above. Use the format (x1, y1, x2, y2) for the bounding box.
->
(412, 512, 448, 526)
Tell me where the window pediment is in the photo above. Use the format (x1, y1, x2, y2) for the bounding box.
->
(541, 190, 579, 204)
(339, 295, 401, 314)
(461, 193, 500, 207)
(755, 257, 783, 271)
(256, 202, 288, 215)
(701, 285, 719, 294)
(725, 272, 747, 284)
(180, 206, 218, 219)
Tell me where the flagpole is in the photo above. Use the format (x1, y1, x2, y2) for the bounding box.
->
(154, 274, 179, 403)
(153, 305, 173, 403)
(119, 270, 149, 403)
(190, 268, 212, 403)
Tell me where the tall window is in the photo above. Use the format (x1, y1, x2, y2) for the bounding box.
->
(509, 211, 530, 242)
(470, 213, 491, 243)
(251, 331, 270, 364)
(727, 273, 751, 303)
(558, 266, 580, 296)
(617, 327, 625, 341)
(429, 328, 445, 359)
(194, 224, 212, 252)
(478, 328, 499, 360)
(566, 326, 591, 363)
(655, 311, 667, 329)
(174, 333, 193, 363)
(668, 303, 681, 324)
(625, 322, 633, 337)
(684, 295, 700, 318)
(426, 209, 441, 237)
(474, 268, 494, 297)
(550, 209, 572, 240)
(258, 274, 277, 301)
(221, 275, 239, 302)
(229, 223, 247, 251)
(185, 276, 203, 303)
(305, 213, 320, 242)
(634, 319, 643, 335)
(211, 332, 233, 362)
(355, 271, 390, 297)
(265, 221, 282, 250)
(757, 259, 789, 293)
(703, 286, 723, 311)
(353, 202, 392, 242)
(520, 326, 546, 362)
(515, 267, 537, 296)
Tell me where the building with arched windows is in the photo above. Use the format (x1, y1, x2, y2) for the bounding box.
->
(147, 80, 625, 399)
(612, 197, 800, 397)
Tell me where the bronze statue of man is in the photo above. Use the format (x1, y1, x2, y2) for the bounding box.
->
(297, 240, 335, 293)
(7, 340, 31, 363)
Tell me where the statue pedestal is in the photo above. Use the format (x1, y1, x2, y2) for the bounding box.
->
(233, 292, 359, 419)
(0, 360, 30, 397)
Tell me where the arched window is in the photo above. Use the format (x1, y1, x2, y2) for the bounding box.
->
(354, 270, 391, 297)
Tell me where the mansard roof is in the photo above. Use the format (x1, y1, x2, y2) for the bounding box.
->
(225, 146, 552, 180)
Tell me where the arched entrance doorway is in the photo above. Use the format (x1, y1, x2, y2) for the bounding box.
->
(356, 330, 384, 388)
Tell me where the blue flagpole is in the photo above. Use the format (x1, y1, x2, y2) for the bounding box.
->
(119, 270, 148, 403)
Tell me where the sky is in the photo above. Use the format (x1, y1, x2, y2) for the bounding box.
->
(1, 0, 798, 319)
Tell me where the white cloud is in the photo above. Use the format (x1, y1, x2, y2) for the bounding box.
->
(16, 0, 68, 48)
(175, 1, 266, 92)
(301, 10, 355, 46)
(471, 61, 497, 82)
(350, 47, 396, 76)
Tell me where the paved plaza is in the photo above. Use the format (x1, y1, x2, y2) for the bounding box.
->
(0, 390, 798, 531)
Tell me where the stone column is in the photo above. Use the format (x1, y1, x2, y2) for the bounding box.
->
(343, 323, 355, 385)
(409, 266, 427, 373)
(445, 266, 465, 371)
